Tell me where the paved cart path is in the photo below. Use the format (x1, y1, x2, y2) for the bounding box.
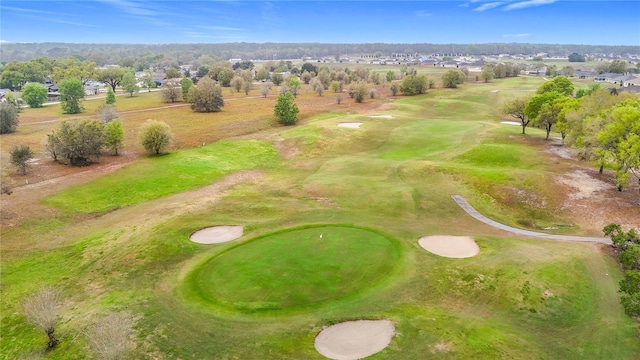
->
(451, 195, 611, 244)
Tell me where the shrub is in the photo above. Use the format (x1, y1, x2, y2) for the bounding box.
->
(274, 92, 299, 126)
(21, 82, 48, 108)
(0, 102, 19, 134)
(139, 119, 172, 155)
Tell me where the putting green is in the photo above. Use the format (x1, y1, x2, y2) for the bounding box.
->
(191, 225, 401, 312)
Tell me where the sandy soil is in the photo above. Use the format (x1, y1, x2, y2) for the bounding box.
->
(314, 320, 395, 360)
(189, 225, 244, 244)
(337, 122, 363, 129)
(418, 235, 480, 258)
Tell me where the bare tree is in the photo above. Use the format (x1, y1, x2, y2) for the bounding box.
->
(260, 83, 271, 98)
(97, 105, 120, 124)
(85, 312, 135, 360)
(160, 79, 182, 103)
(23, 287, 61, 350)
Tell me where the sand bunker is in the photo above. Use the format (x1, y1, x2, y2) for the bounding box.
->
(500, 121, 521, 126)
(337, 122, 363, 129)
(315, 320, 395, 360)
(367, 115, 393, 119)
(418, 235, 480, 258)
(189, 225, 244, 244)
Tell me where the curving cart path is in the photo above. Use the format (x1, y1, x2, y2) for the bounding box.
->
(451, 195, 611, 244)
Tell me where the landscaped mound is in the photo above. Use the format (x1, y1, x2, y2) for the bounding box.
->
(418, 235, 480, 258)
(337, 122, 363, 128)
(189, 225, 244, 244)
(188, 225, 400, 312)
(314, 319, 395, 360)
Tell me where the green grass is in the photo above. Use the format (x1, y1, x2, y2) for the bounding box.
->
(188, 225, 401, 312)
(43, 139, 278, 214)
(2, 75, 639, 359)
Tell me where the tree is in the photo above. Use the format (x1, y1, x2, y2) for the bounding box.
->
(165, 67, 181, 79)
(301, 62, 317, 75)
(260, 83, 271, 98)
(271, 73, 284, 86)
(596, 100, 640, 191)
(85, 312, 135, 360)
(48, 120, 105, 166)
(0, 102, 19, 134)
(481, 65, 495, 82)
(188, 77, 224, 112)
(386, 70, 395, 82)
(105, 87, 116, 104)
(310, 78, 324, 96)
(230, 76, 244, 93)
(97, 104, 119, 124)
(274, 92, 299, 126)
(141, 70, 155, 92)
(609, 60, 627, 74)
(568, 53, 586, 62)
(160, 79, 182, 103)
(23, 287, 61, 350)
(59, 78, 85, 114)
(217, 68, 234, 87)
(10, 144, 34, 175)
(181, 77, 193, 100)
(288, 76, 301, 98)
(390, 83, 399, 96)
(242, 79, 252, 95)
(524, 91, 564, 140)
(139, 119, 172, 155)
(441, 70, 465, 88)
(537, 76, 574, 97)
(21, 82, 48, 108)
(350, 82, 368, 103)
(120, 72, 138, 97)
(98, 66, 126, 93)
(604, 224, 640, 317)
(502, 96, 531, 134)
(103, 120, 124, 156)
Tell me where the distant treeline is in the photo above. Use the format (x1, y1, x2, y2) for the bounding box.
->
(1, 42, 638, 64)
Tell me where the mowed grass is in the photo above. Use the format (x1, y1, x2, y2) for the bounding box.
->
(2, 73, 639, 359)
(188, 225, 401, 312)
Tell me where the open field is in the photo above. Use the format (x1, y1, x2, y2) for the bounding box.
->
(1, 71, 639, 359)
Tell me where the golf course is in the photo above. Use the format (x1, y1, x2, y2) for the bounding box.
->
(1, 67, 639, 359)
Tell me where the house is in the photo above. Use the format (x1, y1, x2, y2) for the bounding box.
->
(0, 89, 11, 101)
(617, 85, 640, 94)
(594, 73, 619, 82)
(622, 75, 639, 87)
(573, 69, 597, 79)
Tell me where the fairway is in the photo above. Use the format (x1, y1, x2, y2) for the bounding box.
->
(189, 225, 401, 312)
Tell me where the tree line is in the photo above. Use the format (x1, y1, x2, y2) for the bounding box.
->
(502, 77, 640, 195)
(2, 42, 639, 63)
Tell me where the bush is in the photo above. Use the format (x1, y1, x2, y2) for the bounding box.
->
(139, 119, 172, 155)
(442, 70, 466, 88)
(0, 102, 19, 134)
(10, 144, 34, 175)
(103, 120, 124, 155)
(105, 87, 116, 104)
(274, 92, 299, 126)
(161, 79, 182, 103)
(47, 120, 105, 166)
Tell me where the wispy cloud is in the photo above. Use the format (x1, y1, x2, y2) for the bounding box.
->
(97, 0, 157, 16)
(414, 10, 432, 17)
(1, 5, 99, 28)
(504, 0, 557, 11)
(503, 33, 531, 38)
(473, 2, 504, 12)
(199, 26, 245, 32)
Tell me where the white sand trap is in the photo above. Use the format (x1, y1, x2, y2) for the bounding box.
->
(367, 115, 393, 119)
(337, 122, 363, 128)
(501, 121, 521, 126)
(315, 320, 395, 360)
(189, 225, 244, 244)
(491, 90, 500, 93)
(418, 235, 480, 258)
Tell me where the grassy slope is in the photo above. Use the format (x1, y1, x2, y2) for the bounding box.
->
(1, 74, 638, 359)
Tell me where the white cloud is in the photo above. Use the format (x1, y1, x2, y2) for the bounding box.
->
(503, 33, 531, 38)
(97, 0, 157, 16)
(473, 2, 504, 12)
(414, 10, 432, 17)
(504, 0, 556, 11)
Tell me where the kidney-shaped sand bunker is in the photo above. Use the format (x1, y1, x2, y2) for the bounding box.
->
(190, 225, 244, 244)
(418, 235, 480, 258)
(314, 319, 395, 360)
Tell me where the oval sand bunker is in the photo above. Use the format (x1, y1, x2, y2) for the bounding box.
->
(337, 122, 363, 129)
(315, 320, 395, 360)
(190, 225, 244, 244)
(418, 235, 480, 258)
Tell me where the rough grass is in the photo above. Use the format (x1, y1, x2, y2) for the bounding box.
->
(1, 72, 638, 359)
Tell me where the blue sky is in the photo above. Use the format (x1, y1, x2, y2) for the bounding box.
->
(1, 0, 639, 45)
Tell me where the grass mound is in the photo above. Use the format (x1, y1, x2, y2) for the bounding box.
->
(188, 225, 401, 312)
